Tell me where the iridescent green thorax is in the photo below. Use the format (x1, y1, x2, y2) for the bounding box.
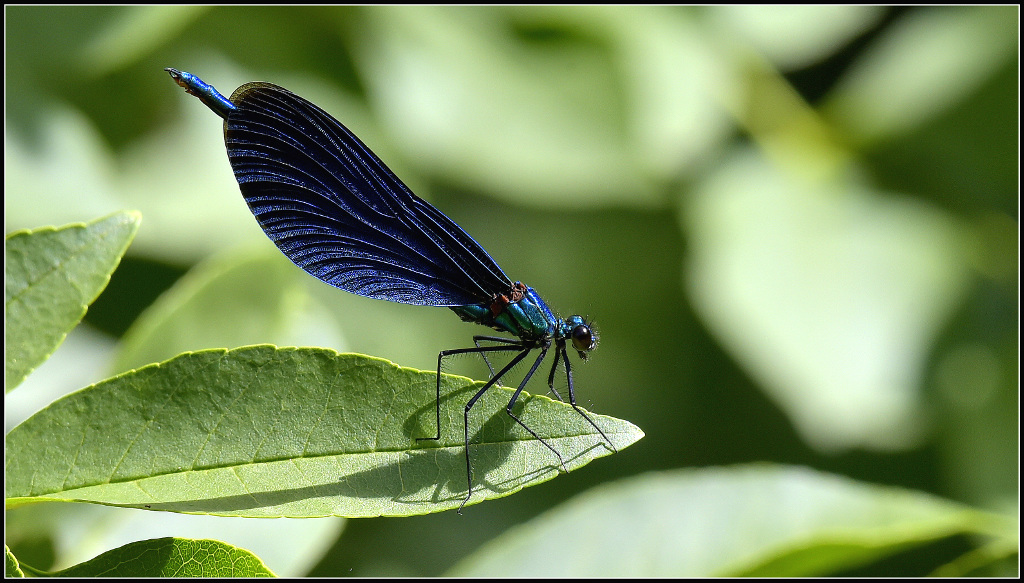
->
(450, 282, 558, 341)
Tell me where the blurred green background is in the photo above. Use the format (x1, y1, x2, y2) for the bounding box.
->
(4, 5, 1018, 576)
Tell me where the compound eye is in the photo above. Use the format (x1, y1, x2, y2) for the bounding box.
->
(571, 324, 597, 353)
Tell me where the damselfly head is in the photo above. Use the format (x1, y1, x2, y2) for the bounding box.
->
(567, 315, 598, 358)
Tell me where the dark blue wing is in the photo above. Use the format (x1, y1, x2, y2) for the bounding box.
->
(223, 82, 512, 306)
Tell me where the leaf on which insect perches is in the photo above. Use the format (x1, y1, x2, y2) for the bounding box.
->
(5, 346, 643, 517)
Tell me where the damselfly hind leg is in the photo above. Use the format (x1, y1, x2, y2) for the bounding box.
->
(418, 341, 526, 442)
(455, 347, 533, 513)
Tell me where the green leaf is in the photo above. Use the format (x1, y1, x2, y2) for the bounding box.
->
(826, 6, 1017, 145)
(682, 149, 969, 451)
(46, 538, 274, 577)
(6, 546, 25, 578)
(449, 464, 1005, 577)
(360, 6, 661, 209)
(5, 211, 141, 392)
(5, 346, 643, 517)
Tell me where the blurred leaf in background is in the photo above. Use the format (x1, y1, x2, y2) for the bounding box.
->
(4, 5, 1017, 577)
